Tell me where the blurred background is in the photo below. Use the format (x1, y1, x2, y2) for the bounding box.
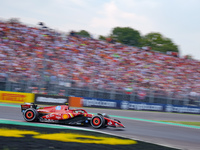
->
(0, 17, 199, 107)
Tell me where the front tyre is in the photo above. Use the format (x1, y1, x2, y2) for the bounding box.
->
(23, 108, 38, 122)
(91, 115, 105, 129)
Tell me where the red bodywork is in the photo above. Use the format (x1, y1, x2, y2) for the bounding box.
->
(21, 104, 125, 128)
(37, 105, 93, 120)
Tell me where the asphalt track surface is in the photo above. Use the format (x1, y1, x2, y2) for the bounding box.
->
(0, 104, 200, 150)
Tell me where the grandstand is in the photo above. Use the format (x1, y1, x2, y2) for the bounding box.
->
(0, 19, 200, 106)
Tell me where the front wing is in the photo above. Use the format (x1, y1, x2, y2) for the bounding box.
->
(104, 117, 125, 128)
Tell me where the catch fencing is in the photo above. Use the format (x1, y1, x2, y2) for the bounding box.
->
(0, 79, 199, 107)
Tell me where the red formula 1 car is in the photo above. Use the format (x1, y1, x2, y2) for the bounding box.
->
(21, 103, 125, 129)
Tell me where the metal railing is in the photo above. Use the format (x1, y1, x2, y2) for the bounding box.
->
(0, 79, 199, 107)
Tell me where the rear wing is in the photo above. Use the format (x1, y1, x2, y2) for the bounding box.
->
(21, 103, 37, 112)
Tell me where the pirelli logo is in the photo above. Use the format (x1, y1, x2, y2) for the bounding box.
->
(0, 91, 34, 103)
(0, 93, 26, 102)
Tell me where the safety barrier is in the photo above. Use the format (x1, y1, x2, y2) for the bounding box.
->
(81, 97, 200, 114)
(0, 91, 199, 114)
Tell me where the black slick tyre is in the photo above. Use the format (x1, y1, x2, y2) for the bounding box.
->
(23, 108, 38, 122)
(91, 115, 105, 129)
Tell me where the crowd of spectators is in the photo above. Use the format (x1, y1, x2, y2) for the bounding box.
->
(0, 19, 200, 101)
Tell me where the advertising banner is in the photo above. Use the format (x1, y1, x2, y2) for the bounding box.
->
(165, 104, 200, 114)
(82, 97, 120, 109)
(82, 97, 164, 111)
(34, 94, 68, 105)
(120, 101, 164, 111)
(82, 97, 200, 114)
(69, 97, 83, 107)
(0, 91, 34, 104)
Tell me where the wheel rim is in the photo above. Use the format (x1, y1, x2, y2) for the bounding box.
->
(92, 117, 101, 126)
(26, 111, 34, 119)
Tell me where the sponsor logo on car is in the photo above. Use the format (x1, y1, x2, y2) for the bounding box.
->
(55, 116, 62, 119)
(108, 121, 112, 125)
(50, 114, 55, 117)
(62, 114, 68, 119)
(55, 106, 61, 110)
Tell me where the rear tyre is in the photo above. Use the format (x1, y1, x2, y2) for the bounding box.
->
(23, 108, 38, 122)
(91, 115, 105, 129)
